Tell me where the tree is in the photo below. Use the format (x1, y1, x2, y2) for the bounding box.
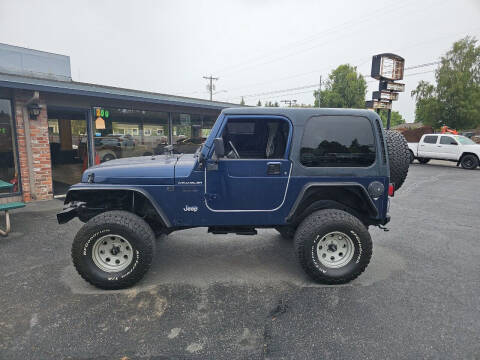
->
(411, 36, 480, 129)
(257, 100, 262, 106)
(378, 110, 406, 128)
(240, 97, 245, 105)
(314, 64, 367, 108)
(264, 101, 279, 107)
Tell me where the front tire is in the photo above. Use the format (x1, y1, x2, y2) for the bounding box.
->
(72, 211, 156, 290)
(460, 154, 479, 170)
(294, 209, 372, 284)
(418, 158, 430, 164)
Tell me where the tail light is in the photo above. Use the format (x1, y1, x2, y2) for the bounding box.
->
(388, 183, 395, 197)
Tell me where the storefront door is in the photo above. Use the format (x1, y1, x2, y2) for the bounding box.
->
(0, 98, 20, 198)
(48, 108, 88, 195)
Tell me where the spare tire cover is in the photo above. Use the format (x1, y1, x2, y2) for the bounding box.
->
(385, 130, 410, 190)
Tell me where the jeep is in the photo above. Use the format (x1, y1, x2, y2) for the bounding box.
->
(58, 108, 410, 289)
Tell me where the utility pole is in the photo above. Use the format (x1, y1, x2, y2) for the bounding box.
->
(203, 75, 219, 101)
(317, 75, 322, 107)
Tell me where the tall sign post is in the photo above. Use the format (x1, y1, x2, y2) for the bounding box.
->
(367, 53, 405, 129)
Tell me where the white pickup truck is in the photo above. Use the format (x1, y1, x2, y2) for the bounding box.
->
(408, 134, 480, 170)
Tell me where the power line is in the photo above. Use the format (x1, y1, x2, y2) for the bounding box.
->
(226, 66, 438, 104)
(223, 61, 439, 102)
(215, 0, 421, 76)
(218, 26, 479, 96)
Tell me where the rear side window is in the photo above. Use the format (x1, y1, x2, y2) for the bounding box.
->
(300, 116, 376, 167)
(423, 136, 438, 144)
(440, 136, 457, 145)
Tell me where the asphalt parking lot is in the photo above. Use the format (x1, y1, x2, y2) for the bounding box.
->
(1, 160, 479, 359)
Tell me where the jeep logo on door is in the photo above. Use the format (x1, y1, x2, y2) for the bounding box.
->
(183, 205, 198, 212)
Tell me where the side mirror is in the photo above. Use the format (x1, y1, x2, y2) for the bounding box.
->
(213, 138, 225, 158)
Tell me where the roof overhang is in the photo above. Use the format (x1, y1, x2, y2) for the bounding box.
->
(0, 72, 238, 111)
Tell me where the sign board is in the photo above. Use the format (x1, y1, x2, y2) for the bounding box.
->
(371, 53, 405, 81)
(379, 81, 405, 92)
(94, 108, 110, 118)
(365, 100, 392, 110)
(373, 91, 399, 101)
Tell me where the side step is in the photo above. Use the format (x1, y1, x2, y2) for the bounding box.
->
(208, 226, 258, 236)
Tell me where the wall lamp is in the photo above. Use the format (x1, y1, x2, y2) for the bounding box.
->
(27, 103, 42, 120)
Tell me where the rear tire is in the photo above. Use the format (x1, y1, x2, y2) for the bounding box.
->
(460, 154, 479, 170)
(385, 130, 410, 190)
(294, 209, 372, 285)
(72, 210, 156, 290)
(418, 158, 430, 164)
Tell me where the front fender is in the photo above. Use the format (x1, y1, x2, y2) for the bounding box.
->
(60, 184, 171, 228)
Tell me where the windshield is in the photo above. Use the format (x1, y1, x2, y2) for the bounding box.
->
(455, 136, 476, 145)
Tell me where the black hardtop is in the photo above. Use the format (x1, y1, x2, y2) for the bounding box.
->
(221, 107, 377, 126)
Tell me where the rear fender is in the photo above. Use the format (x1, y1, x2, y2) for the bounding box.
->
(286, 182, 379, 226)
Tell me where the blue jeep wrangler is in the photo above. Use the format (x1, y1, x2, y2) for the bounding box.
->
(58, 108, 410, 289)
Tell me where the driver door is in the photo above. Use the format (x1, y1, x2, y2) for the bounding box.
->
(205, 115, 291, 211)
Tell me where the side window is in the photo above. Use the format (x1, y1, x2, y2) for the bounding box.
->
(440, 136, 457, 145)
(221, 118, 289, 159)
(423, 136, 438, 144)
(300, 116, 376, 167)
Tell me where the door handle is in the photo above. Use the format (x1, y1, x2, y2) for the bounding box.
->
(267, 162, 281, 175)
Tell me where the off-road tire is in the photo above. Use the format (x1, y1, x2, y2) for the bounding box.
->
(275, 226, 296, 240)
(385, 130, 410, 190)
(72, 210, 156, 290)
(294, 209, 372, 285)
(460, 154, 479, 170)
(418, 158, 430, 164)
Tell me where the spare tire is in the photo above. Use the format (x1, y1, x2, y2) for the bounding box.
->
(385, 130, 410, 190)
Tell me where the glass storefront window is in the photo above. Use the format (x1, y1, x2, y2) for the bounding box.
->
(0, 99, 19, 194)
(93, 108, 169, 162)
(171, 113, 216, 154)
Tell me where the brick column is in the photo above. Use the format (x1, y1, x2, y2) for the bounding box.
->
(14, 91, 53, 201)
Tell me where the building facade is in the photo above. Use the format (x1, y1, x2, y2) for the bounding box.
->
(0, 44, 234, 203)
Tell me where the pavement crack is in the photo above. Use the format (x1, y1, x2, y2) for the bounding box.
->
(262, 298, 289, 358)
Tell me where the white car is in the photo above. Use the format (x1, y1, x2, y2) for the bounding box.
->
(408, 134, 480, 169)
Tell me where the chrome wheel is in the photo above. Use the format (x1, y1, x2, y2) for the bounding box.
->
(92, 234, 134, 272)
(316, 231, 355, 269)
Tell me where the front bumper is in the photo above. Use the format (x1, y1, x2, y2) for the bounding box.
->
(57, 202, 85, 224)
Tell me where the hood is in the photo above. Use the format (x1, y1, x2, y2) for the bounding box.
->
(81, 154, 197, 185)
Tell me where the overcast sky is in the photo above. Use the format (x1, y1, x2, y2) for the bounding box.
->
(1, 0, 479, 122)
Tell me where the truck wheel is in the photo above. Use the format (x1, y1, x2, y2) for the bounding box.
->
(460, 154, 479, 170)
(418, 158, 430, 164)
(275, 226, 295, 240)
(409, 150, 415, 164)
(102, 153, 115, 162)
(385, 130, 410, 190)
(71, 210, 156, 290)
(294, 209, 372, 285)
